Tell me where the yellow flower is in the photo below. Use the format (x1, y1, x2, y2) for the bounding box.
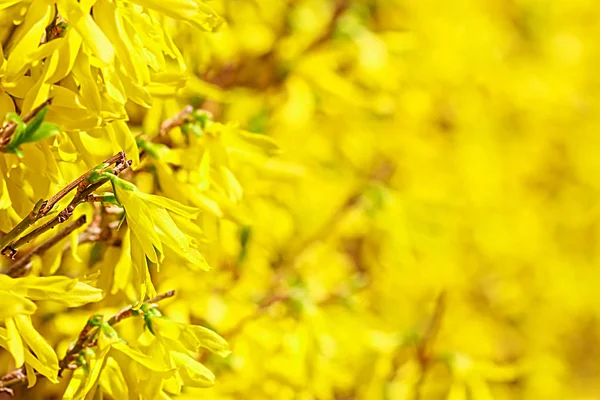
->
(95, 174, 208, 301)
(113, 177, 207, 267)
(151, 316, 230, 358)
(144, 315, 230, 391)
(0, 275, 102, 382)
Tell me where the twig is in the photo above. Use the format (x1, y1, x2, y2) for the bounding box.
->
(0, 368, 26, 396)
(159, 105, 193, 136)
(304, 0, 350, 53)
(0, 152, 130, 257)
(413, 292, 446, 400)
(279, 158, 394, 266)
(222, 293, 289, 339)
(107, 290, 175, 325)
(0, 98, 54, 146)
(71, 204, 105, 246)
(4, 215, 87, 278)
(40, 152, 125, 215)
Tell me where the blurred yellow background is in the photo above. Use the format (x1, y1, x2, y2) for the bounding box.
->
(166, 0, 600, 399)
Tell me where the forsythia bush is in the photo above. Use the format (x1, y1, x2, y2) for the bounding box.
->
(0, 0, 598, 399)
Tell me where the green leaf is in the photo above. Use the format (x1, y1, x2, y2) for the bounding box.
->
(21, 106, 49, 143)
(26, 121, 60, 143)
(2, 107, 60, 157)
(4, 112, 25, 140)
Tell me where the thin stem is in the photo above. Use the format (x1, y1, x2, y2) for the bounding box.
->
(0, 200, 46, 254)
(40, 151, 125, 215)
(1, 152, 129, 256)
(413, 292, 446, 400)
(278, 158, 394, 266)
(5, 215, 87, 277)
(7, 215, 64, 253)
(0, 367, 26, 395)
(159, 105, 193, 136)
(107, 290, 176, 325)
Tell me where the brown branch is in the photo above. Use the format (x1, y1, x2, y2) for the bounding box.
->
(222, 293, 289, 339)
(159, 105, 193, 136)
(279, 158, 394, 267)
(83, 194, 109, 203)
(0, 152, 130, 257)
(0, 367, 26, 396)
(304, 0, 351, 53)
(107, 290, 175, 325)
(71, 203, 105, 246)
(413, 292, 446, 400)
(40, 152, 126, 215)
(383, 293, 446, 400)
(4, 215, 87, 278)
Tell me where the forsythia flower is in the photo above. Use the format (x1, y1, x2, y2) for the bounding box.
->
(62, 309, 229, 400)
(0, 275, 102, 382)
(93, 173, 208, 302)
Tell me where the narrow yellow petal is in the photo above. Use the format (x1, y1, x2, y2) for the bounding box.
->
(0, 290, 36, 319)
(139, 192, 199, 219)
(170, 351, 215, 388)
(5, 317, 24, 367)
(14, 315, 59, 380)
(57, 0, 114, 66)
(25, 362, 37, 388)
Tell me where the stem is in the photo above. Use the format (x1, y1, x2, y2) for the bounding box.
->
(413, 292, 446, 400)
(40, 152, 126, 215)
(159, 105, 193, 136)
(0, 152, 129, 256)
(0, 200, 45, 255)
(279, 158, 394, 266)
(5, 215, 87, 277)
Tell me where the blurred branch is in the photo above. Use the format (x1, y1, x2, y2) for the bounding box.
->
(304, 0, 351, 53)
(414, 292, 447, 400)
(385, 293, 446, 399)
(222, 293, 290, 339)
(279, 158, 395, 266)
(159, 105, 193, 136)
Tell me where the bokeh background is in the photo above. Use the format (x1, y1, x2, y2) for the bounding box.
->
(167, 1, 600, 399)
(3, 0, 600, 399)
